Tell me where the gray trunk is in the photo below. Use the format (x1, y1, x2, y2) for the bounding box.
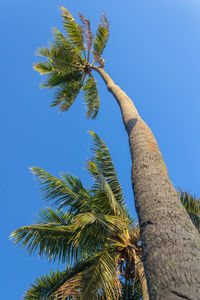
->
(92, 66, 200, 300)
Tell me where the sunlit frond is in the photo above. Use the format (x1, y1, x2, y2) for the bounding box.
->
(34, 60, 53, 74)
(60, 7, 84, 52)
(36, 46, 52, 58)
(10, 211, 78, 263)
(73, 212, 126, 232)
(34, 44, 84, 113)
(41, 71, 82, 89)
(30, 168, 91, 212)
(90, 131, 125, 211)
(35, 46, 76, 73)
(24, 259, 96, 300)
(88, 161, 121, 216)
(55, 249, 121, 300)
(93, 13, 109, 57)
(82, 75, 100, 119)
(36, 207, 70, 225)
(70, 212, 127, 250)
(52, 27, 84, 65)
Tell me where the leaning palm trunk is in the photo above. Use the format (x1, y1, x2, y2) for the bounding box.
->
(92, 66, 200, 299)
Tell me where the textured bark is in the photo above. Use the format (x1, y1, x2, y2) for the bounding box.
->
(92, 66, 200, 300)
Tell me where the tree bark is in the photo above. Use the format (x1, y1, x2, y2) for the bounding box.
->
(92, 66, 200, 300)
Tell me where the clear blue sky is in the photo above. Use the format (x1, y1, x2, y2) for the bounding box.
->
(1, 0, 200, 298)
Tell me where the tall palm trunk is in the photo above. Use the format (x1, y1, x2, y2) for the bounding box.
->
(92, 66, 200, 299)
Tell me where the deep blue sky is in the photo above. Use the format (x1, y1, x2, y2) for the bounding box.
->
(2, 0, 200, 298)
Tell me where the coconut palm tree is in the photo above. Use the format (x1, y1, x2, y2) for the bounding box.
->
(34, 8, 200, 298)
(11, 132, 148, 300)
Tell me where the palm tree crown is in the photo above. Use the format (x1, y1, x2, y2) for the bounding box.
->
(34, 7, 109, 118)
(11, 132, 146, 299)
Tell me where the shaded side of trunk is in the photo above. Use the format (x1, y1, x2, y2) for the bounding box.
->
(92, 67, 200, 299)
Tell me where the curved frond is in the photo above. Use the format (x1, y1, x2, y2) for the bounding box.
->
(34, 60, 53, 74)
(88, 161, 121, 216)
(36, 208, 71, 225)
(41, 71, 82, 89)
(51, 78, 83, 113)
(89, 132, 126, 214)
(24, 259, 96, 300)
(93, 13, 109, 57)
(30, 168, 91, 212)
(35, 46, 81, 74)
(10, 210, 77, 263)
(55, 249, 121, 300)
(73, 212, 126, 232)
(23, 269, 66, 300)
(52, 27, 84, 65)
(178, 190, 200, 231)
(34, 44, 84, 112)
(60, 7, 84, 51)
(70, 212, 127, 249)
(82, 75, 100, 119)
(81, 250, 121, 300)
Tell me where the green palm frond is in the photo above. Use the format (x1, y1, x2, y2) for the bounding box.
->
(23, 269, 65, 300)
(34, 60, 53, 74)
(73, 212, 126, 232)
(52, 27, 84, 64)
(70, 212, 127, 249)
(36, 46, 52, 58)
(10, 210, 78, 263)
(30, 168, 91, 212)
(36, 46, 76, 73)
(34, 44, 84, 113)
(81, 250, 121, 300)
(88, 161, 121, 216)
(51, 78, 83, 112)
(30, 167, 73, 205)
(178, 190, 200, 231)
(41, 71, 82, 89)
(37, 207, 71, 225)
(35, 43, 83, 81)
(55, 249, 121, 300)
(82, 75, 100, 119)
(24, 258, 97, 300)
(93, 13, 109, 57)
(90, 131, 125, 213)
(60, 7, 85, 52)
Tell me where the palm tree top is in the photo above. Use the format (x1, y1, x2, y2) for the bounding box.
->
(34, 7, 109, 117)
(10, 131, 144, 299)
